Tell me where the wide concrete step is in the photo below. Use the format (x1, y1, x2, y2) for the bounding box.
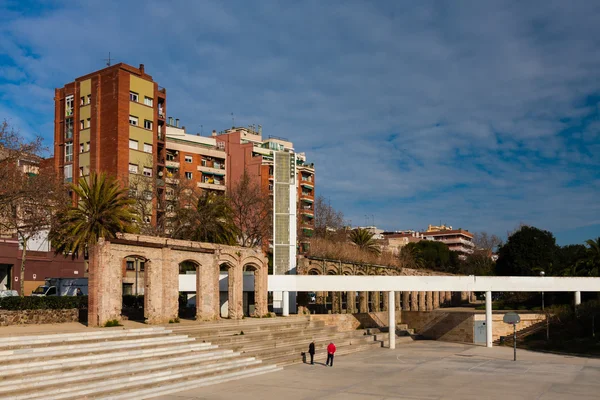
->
(0, 348, 244, 395)
(238, 334, 377, 358)
(169, 316, 312, 330)
(170, 320, 321, 338)
(276, 342, 383, 367)
(192, 325, 340, 345)
(5, 357, 267, 400)
(0, 334, 195, 364)
(0, 341, 216, 377)
(102, 364, 282, 400)
(0, 327, 169, 348)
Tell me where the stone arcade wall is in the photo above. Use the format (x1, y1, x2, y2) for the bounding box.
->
(297, 256, 469, 314)
(88, 233, 268, 327)
(0, 309, 79, 326)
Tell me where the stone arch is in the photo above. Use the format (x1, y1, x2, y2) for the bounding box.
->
(242, 261, 267, 317)
(176, 259, 202, 320)
(218, 259, 242, 319)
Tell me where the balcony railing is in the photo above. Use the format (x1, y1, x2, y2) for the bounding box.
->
(166, 160, 180, 168)
(197, 180, 226, 191)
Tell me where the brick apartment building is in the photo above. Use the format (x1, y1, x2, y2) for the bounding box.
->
(53, 63, 168, 226)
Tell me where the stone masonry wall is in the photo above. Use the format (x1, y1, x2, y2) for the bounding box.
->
(474, 313, 546, 342)
(401, 311, 475, 342)
(0, 309, 78, 326)
(310, 311, 402, 332)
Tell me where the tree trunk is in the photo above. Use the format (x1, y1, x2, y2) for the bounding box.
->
(19, 236, 27, 296)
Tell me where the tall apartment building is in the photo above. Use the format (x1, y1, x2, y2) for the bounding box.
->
(164, 119, 227, 195)
(214, 127, 316, 246)
(53, 63, 168, 225)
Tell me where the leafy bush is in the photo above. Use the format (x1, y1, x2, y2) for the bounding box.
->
(0, 296, 88, 310)
(122, 295, 144, 308)
(104, 319, 121, 327)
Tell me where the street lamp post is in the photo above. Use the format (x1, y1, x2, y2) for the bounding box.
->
(540, 271, 545, 311)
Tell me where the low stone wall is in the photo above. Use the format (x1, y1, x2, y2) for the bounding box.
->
(401, 311, 475, 342)
(402, 311, 546, 343)
(474, 313, 545, 342)
(310, 311, 401, 332)
(0, 309, 79, 326)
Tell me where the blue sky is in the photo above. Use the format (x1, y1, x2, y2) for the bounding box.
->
(1, 1, 599, 245)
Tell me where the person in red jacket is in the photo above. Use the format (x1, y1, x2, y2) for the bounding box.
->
(326, 342, 336, 367)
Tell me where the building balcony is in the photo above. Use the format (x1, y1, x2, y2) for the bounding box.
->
(165, 177, 179, 185)
(300, 182, 314, 190)
(197, 181, 226, 191)
(166, 160, 180, 168)
(438, 237, 475, 247)
(300, 196, 314, 203)
(197, 164, 225, 175)
(300, 192, 314, 201)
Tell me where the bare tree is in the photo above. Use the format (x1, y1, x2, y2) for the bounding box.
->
(314, 195, 344, 239)
(228, 170, 272, 248)
(473, 231, 503, 254)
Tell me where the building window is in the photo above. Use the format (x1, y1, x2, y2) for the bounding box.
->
(143, 143, 152, 153)
(129, 139, 138, 150)
(166, 153, 175, 161)
(139, 261, 145, 272)
(143, 190, 152, 200)
(65, 95, 74, 116)
(86, 118, 90, 128)
(268, 184, 273, 191)
(86, 141, 90, 152)
(79, 143, 84, 153)
(86, 94, 91, 105)
(185, 155, 193, 163)
(143, 167, 152, 177)
(126, 261, 135, 271)
(144, 97, 153, 107)
(144, 120, 153, 130)
(201, 159, 207, 166)
(185, 172, 192, 180)
(80, 96, 85, 106)
(65, 142, 73, 162)
(129, 188, 137, 198)
(64, 164, 73, 182)
(129, 164, 138, 174)
(80, 120, 85, 130)
(65, 119, 73, 139)
(130, 92, 139, 102)
(129, 115, 138, 126)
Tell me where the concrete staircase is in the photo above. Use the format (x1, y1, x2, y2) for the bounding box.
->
(0, 327, 279, 400)
(169, 315, 387, 367)
(365, 324, 420, 346)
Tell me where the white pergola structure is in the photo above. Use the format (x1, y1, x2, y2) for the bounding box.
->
(268, 275, 600, 349)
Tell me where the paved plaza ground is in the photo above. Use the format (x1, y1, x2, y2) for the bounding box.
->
(157, 341, 600, 400)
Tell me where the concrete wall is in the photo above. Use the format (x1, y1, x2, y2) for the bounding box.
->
(474, 313, 545, 343)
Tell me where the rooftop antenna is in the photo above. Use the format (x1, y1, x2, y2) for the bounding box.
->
(231, 112, 235, 127)
(200, 125, 203, 136)
(104, 52, 112, 67)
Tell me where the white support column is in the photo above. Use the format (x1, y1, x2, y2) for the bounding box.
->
(575, 291, 581, 306)
(388, 291, 396, 350)
(282, 291, 289, 316)
(485, 291, 492, 348)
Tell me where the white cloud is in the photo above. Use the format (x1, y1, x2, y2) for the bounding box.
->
(1, 0, 599, 241)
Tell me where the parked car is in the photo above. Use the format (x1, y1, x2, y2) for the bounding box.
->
(31, 285, 58, 297)
(0, 290, 18, 298)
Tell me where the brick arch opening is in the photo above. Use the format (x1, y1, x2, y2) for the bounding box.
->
(177, 259, 201, 320)
(242, 262, 266, 317)
(121, 255, 149, 321)
(218, 261, 241, 319)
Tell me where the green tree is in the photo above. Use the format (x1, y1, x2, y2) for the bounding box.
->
(173, 192, 238, 245)
(495, 226, 559, 276)
(557, 244, 588, 276)
(50, 173, 140, 257)
(349, 228, 381, 255)
(404, 240, 459, 272)
(459, 252, 495, 276)
(582, 237, 600, 276)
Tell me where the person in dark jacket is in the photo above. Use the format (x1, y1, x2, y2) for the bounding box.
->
(308, 341, 315, 365)
(326, 342, 336, 367)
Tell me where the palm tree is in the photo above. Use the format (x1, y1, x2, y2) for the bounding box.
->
(174, 192, 238, 245)
(51, 173, 139, 257)
(349, 228, 381, 255)
(398, 245, 424, 269)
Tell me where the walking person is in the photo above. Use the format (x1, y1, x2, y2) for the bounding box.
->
(326, 342, 336, 367)
(308, 341, 315, 365)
